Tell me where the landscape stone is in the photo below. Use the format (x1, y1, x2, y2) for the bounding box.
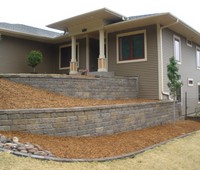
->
(0, 134, 55, 157)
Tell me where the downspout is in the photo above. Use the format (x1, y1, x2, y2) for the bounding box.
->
(158, 19, 179, 99)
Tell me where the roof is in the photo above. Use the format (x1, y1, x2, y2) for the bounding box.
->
(47, 8, 126, 32)
(104, 12, 200, 45)
(0, 22, 61, 38)
(1, 9, 200, 45)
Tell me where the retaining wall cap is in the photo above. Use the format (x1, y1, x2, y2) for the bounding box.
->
(0, 101, 172, 114)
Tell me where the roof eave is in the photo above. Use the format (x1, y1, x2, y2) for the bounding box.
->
(0, 29, 56, 44)
(47, 8, 126, 31)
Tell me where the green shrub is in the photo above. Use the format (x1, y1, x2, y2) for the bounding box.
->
(27, 50, 43, 73)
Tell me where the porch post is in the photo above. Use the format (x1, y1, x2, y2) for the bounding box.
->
(70, 36, 78, 74)
(98, 29, 107, 72)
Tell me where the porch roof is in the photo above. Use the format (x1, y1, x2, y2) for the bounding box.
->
(47, 8, 126, 32)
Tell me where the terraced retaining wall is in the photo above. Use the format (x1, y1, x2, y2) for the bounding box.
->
(2, 74, 138, 99)
(0, 101, 181, 136)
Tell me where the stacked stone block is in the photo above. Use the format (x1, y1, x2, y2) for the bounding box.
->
(4, 74, 138, 99)
(0, 101, 180, 136)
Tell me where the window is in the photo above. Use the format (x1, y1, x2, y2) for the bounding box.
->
(176, 87, 182, 103)
(173, 35, 181, 63)
(198, 83, 200, 103)
(117, 30, 147, 63)
(196, 47, 200, 69)
(188, 78, 194, 86)
(186, 39, 192, 47)
(59, 44, 79, 70)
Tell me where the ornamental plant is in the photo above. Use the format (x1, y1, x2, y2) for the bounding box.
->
(27, 50, 43, 73)
(167, 56, 183, 123)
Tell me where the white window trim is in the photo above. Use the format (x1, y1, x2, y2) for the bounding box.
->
(196, 46, 200, 70)
(186, 39, 192, 47)
(59, 43, 79, 70)
(173, 35, 181, 64)
(198, 82, 200, 104)
(116, 30, 147, 64)
(188, 78, 194, 87)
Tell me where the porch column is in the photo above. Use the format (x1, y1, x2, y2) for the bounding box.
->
(98, 29, 107, 72)
(70, 36, 78, 74)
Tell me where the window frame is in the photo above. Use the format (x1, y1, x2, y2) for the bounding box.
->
(186, 39, 192, 47)
(196, 46, 200, 70)
(59, 43, 79, 70)
(116, 30, 147, 64)
(176, 86, 182, 103)
(198, 83, 200, 104)
(173, 35, 181, 64)
(188, 78, 194, 87)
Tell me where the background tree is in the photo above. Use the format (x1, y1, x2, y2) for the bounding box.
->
(27, 50, 43, 73)
(167, 56, 183, 123)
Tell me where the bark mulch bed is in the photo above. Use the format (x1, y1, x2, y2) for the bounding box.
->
(0, 120, 200, 159)
(0, 78, 155, 110)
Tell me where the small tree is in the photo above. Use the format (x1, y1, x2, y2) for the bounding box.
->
(27, 50, 43, 73)
(167, 56, 182, 123)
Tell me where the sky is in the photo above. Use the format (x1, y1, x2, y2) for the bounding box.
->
(1, 0, 200, 33)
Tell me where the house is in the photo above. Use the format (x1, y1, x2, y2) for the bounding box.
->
(0, 8, 200, 114)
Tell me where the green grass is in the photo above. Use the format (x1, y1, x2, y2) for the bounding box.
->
(0, 131, 200, 170)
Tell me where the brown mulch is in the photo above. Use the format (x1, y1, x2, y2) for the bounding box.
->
(0, 120, 200, 159)
(0, 78, 156, 110)
(1, 78, 200, 159)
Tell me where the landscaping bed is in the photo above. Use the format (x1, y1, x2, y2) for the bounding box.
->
(0, 78, 154, 110)
(0, 120, 199, 159)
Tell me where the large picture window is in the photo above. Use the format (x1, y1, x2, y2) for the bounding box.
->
(59, 44, 79, 69)
(173, 35, 181, 63)
(117, 30, 147, 63)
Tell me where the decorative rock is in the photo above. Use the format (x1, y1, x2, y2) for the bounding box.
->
(34, 144, 43, 151)
(0, 135, 7, 143)
(25, 144, 35, 150)
(12, 137, 19, 143)
(20, 150, 28, 153)
(17, 146, 26, 151)
(0, 134, 55, 158)
(28, 148, 38, 154)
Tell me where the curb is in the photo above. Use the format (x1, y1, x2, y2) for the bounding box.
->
(0, 130, 199, 162)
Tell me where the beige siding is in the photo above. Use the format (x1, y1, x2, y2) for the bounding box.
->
(0, 36, 56, 73)
(108, 25, 159, 99)
(162, 28, 200, 114)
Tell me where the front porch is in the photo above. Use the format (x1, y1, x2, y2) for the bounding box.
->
(58, 29, 108, 75)
(48, 8, 126, 75)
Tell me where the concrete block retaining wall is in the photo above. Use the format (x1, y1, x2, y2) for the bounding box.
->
(0, 101, 181, 136)
(2, 74, 138, 99)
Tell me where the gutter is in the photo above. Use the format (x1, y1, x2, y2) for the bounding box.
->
(159, 19, 179, 100)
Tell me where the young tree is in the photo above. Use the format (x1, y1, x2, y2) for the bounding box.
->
(167, 56, 183, 123)
(27, 50, 43, 73)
